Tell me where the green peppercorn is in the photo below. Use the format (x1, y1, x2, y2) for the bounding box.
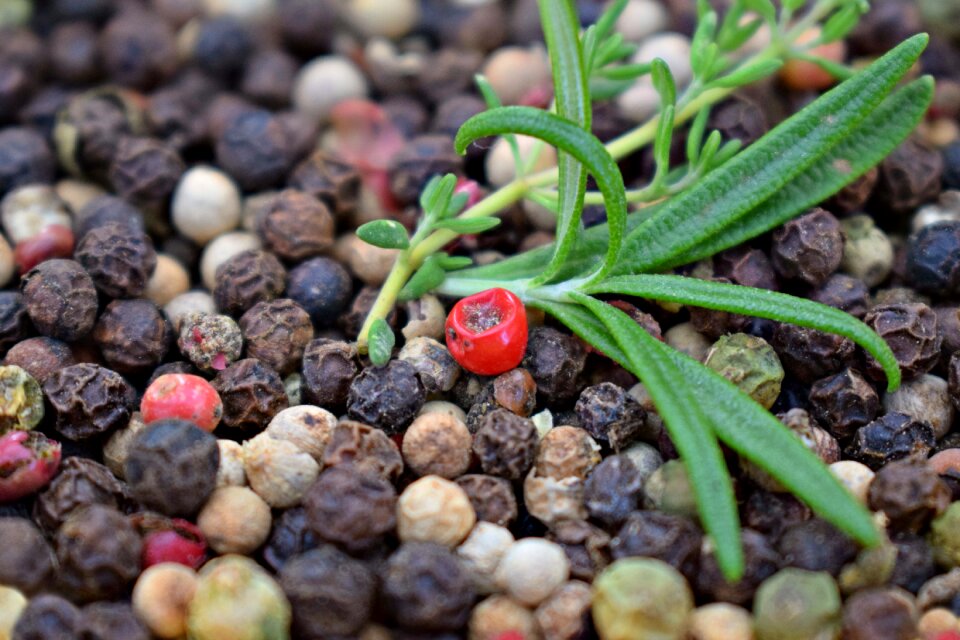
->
(592, 557, 693, 640)
(704, 333, 784, 409)
(0, 364, 43, 434)
(753, 568, 841, 640)
(187, 555, 291, 640)
(929, 501, 960, 568)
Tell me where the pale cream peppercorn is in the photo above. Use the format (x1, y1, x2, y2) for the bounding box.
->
(171, 166, 242, 245)
(345, 0, 420, 39)
(486, 135, 557, 187)
(55, 179, 105, 212)
(829, 460, 875, 504)
(919, 608, 959, 639)
(293, 56, 369, 123)
(535, 581, 593, 640)
(468, 595, 540, 640)
(883, 374, 954, 439)
(132, 563, 198, 640)
(523, 470, 587, 525)
(199, 230, 261, 291)
(0, 184, 72, 244)
(145, 254, 191, 307)
(418, 400, 468, 424)
(0, 234, 13, 289)
(0, 585, 26, 640)
(841, 215, 894, 287)
(197, 486, 273, 555)
(265, 405, 337, 462)
(481, 46, 550, 106)
(403, 295, 446, 341)
(456, 522, 515, 594)
(402, 412, 472, 478)
(664, 322, 711, 362)
(397, 475, 476, 547)
(334, 233, 398, 286)
(687, 603, 755, 640)
(242, 432, 320, 508)
(535, 426, 601, 480)
(495, 538, 570, 606)
(103, 412, 148, 479)
(216, 439, 246, 487)
(164, 291, 216, 332)
(615, 0, 670, 43)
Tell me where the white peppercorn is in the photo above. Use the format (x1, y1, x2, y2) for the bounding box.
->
(841, 215, 894, 287)
(883, 373, 954, 439)
(481, 46, 550, 106)
(164, 291, 216, 332)
(265, 405, 337, 461)
(336, 233, 398, 286)
(0, 586, 26, 638)
(171, 166, 242, 245)
(199, 231, 261, 291)
(495, 538, 570, 606)
(418, 400, 468, 424)
(402, 412, 472, 479)
(524, 469, 588, 525)
(456, 522, 514, 594)
(216, 439, 246, 487)
(397, 475, 476, 547)
(345, 0, 420, 39)
(829, 460, 875, 504)
(293, 56, 368, 123)
(535, 580, 592, 640)
(486, 134, 556, 187)
(1, 184, 71, 244)
(403, 294, 446, 341)
(468, 595, 539, 640)
(621, 441, 664, 486)
(615, 0, 670, 43)
(664, 322, 711, 362)
(145, 254, 190, 307)
(197, 486, 273, 555)
(132, 563, 198, 640)
(0, 234, 13, 289)
(686, 603, 754, 640)
(242, 432, 320, 508)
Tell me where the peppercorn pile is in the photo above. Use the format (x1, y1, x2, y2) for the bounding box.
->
(3, 0, 960, 639)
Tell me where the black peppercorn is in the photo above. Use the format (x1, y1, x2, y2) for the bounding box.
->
(54, 88, 145, 181)
(523, 326, 588, 403)
(0, 517, 54, 594)
(48, 22, 100, 85)
(743, 490, 812, 542)
(3, 337, 76, 385)
(73, 195, 144, 242)
(262, 507, 319, 572)
(214, 249, 287, 318)
(322, 419, 403, 482)
(547, 519, 611, 582)
(809, 274, 871, 318)
(33, 457, 131, 532)
(771, 208, 843, 286)
(242, 49, 297, 108)
(280, 545, 377, 639)
(215, 109, 295, 191)
(711, 97, 768, 147)
(108, 136, 185, 204)
(303, 465, 397, 552)
(339, 286, 398, 339)
(0, 127, 55, 195)
(288, 150, 361, 219)
(79, 602, 150, 640)
(863, 303, 941, 381)
(689, 276, 750, 339)
(276, 0, 337, 54)
(472, 408, 538, 480)
(301, 338, 357, 411)
(840, 587, 919, 640)
(0, 291, 30, 357)
(12, 594, 82, 639)
(93, 299, 170, 375)
(146, 81, 209, 152)
(43, 363, 135, 440)
(212, 358, 289, 432)
(389, 134, 464, 206)
(21, 259, 98, 342)
(610, 510, 702, 580)
(454, 474, 518, 527)
(255, 189, 335, 262)
(827, 166, 879, 214)
(890, 532, 937, 593)
(98, 9, 177, 90)
(191, 16, 253, 78)
(383, 542, 476, 632)
(576, 382, 649, 450)
(713, 245, 779, 290)
(871, 137, 943, 216)
(777, 518, 858, 576)
(239, 299, 314, 376)
(431, 94, 486, 139)
(347, 359, 425, 434)
(75, 222, 157, 300)
(583, 454, 645, 528)
(0, 60, 34, 121)
(287, 257, 353, 328)
(848, 412, 935, 469)
(696, 529, 781, 605)
(906, 221, 960, 297)
(809, 368, 880, 439)
(868, 456, 950, 533)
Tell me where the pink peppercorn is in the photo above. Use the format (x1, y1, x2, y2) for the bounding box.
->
(141, 373, 223, 432)
(141, 518, 207, 570)
(0, 431, 61, 502)
(493, 632, 526, 640)
(936, 633, 960, 640)
(14, 224, 74, 274)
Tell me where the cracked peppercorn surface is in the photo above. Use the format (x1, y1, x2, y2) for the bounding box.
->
(347, 359, 425, 435)
(43, 363, 135, 441)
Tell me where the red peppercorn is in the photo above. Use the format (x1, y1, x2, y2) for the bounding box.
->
(493, 632, 526, 640)
(141, 373, 223, 432)
(445, 288, 528, 376)
(936, 633, 960, 640)
(140, 518, 207, 570)
(14, 224, 75, 274)
(0, 431, 61, 502)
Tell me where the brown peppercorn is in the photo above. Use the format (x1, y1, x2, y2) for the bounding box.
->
(54, 88, 145, 181)
(0, 292, 29, 357)
(872, 138, 944, 216)
(383, 542, 476, 632)
(48, 22, 100, 84)
(93, 299, 170, 374)
(584, 454, 646, 528)
(75, 222, 157, 299)
(262, 507, 320, 572)
(864, 303, 941, 381)
(322, 419, 403, 481)
(125, 419, 220, 517)
(239, 299, 314, 376)
(714, 245, 778, 290)
(347, 360, 425, 435)
(827, 166, 878, 214)
(80, 602, 150, 640)
(523, 326, 588, 403)
(809, 368, 880, 439)
(696, 529, 780, 605)
(868, 457, 950, 533)
(535, 426, 601, 480)
(11, 594, 82, 639)
(43, 363, 134, 440)
(108, 136, 185, 204)
(303, 465, 397, 552)
(493, 368, 537, 417)
(547, 519, 612, 582)
(388, 134, 464, 206)
(99, 10, 177, 89)
(73, 194, 144, 242)
(535, 580, 592, 640)
(777, 518, 860, 576)
(772, 322, 856, 384)
(848, 412, 935, 470)
(771, 208, 843, 286)
(241, 49, 297, 108)
(0, 127, 55, 194)
(339, 285, 397, 339)
(809, 274, 871, 319)
(743, 490, 812, 543)
(890, 533, 936, 594)
(3, 337, 76, 384)
(254, 189, 334, 262)
(840, 587, 919, 640)
(280, 545, 377, 639)
(301, 338, 357, 411)
(455, 473, 518, 527)
(212, 358, 289, 432)
(611, 511, 702, 580)
(215, 110, 296, 191)
(0, 517, 54, 595)
(20, 259, 98, 342)
(473, 408, 538, 480)
(398, 337, 461, 395)
(213, 249, 287, 318)
(288, 150, 361, 218)
(33, 457, 131, 532)
(402, 412, 472, 479)
(576, 382, 649, 451)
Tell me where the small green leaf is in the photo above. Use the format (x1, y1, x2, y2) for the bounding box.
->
(718, 16, 764, 52)
(710, 59, 783, 89)
(651, 59, 677, 106)
(652, 104, 675, 187)
(437, 255, 473, 270)
(821, 4, 862, 43)
(594, 62, 653, 81)
(793, 53, 855, 81)
(398, 255, 447, 301)
(434, 217, 502, 234)
(686, 106, 712, 165)
(690, 9, 718, 79)
(782, 0, 806, 11)
(356, 220, 409, 250)
(741, 0, 776, 24)
(708, 139, 742, 170)
(367, 318, 395, 366)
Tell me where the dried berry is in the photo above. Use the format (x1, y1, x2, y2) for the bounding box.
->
(347, 359, 425, 434)
(0, 517, 54, 595)
(3, 337, 75, 385)
(535, 425, 601, 480)
(399, 337, 461, 395)
(592, 558, 694, 640)
(287, 257, 352, 327)
(178, 313, 243, 373)
(197, 486, 273, 555)
(848, 412, 936, 470)
(523, 327, 588, 403)
(868, 457, 950, 533)
(0, 431, 60, 504)
(55, 504, 142, 602)
(611, 511, 702, 579)
(130, 561, 197, 638)
(473, 408, 538, 480)
(777, 518, 859, 576)
(288, 150, 361, 218)
(383, 542, 476, 631)
(125, 419, 219, 517)
(772, 323, 856, 385)
(108, 136, 185, 204)
(810, 274, 871, 318)
(523, 469, 587, 525)
(43, 363, 134, 440)
(907, 221, 960, 298)
(890, 533, 936, 593)
(242, 49, 297, 108)
(75, 222, 157, 299)
(212, 358, 289, 433)
(301, 338, 357, 411)
(33, 457, 128, 532)
(864, 303, 941, 381)
(872, 138, 944, 216)
(884, 373, 954, 439)
(239, 299, 314, 376)
(93, 299, 170, 374)
(457, 522, 515, 594)
(840, 587, 919, 640)
(455, 473, 518, 527)
(303, 465, 396, 552)
(743, 490, 812, 543)
(841, 214, 894, 288)
(262, 507, 319, 573)
(705, 332, 784, 408)
(584, 454, 645, 528)
(547, 519, 611, 582)
(322, 419, 403, 481)
(242, 432, 320, 508)
(99, 10, 177, 89)
(215, 110, 296, 191)
(73, 194, 143, 241)
(398, 475, 476, 546)
(137, 515, 207, 570)
(576, 382, 649, 450)
(771, 208, 843, 285)
(0, 364, 42, 434)
(402, 412, 472, 479)
(255, 189, 334, 262)
(12, 594, 82, 639)
(20, 259, 97, 342)
(809, 368, 880, 440)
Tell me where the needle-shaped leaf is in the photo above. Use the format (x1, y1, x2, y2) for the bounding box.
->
(587, 274, 901, 391)
(455, 106, 628, 283)
(433, 217, 501, 234)
(616, 34, 928, 276)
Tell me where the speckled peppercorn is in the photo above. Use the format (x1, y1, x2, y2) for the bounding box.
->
(384, 541, 476, 632)
(322, 419, 403, 481)
(771, 208, 843, 286)
(239, 299, 314, 376)
(55, 504, 142, 602)
(809, 368, 880, 439)
(212, 358, 289, 432)
(255, 189, 334, 262)
(93, 299, 170, 374)
(301, 339, 357, 411)
(303, 465, 396, 552)
(523, 326, 588, 403)
(772, 323, 856, 385)
(592, 558, 694, 640)
(869, 457, 950, 533)
(0, 517, 54, 595)
(43, 363, 134, 440)
(455, 474, 518, 527)
(125, 419, 219, 517)
(213, 249, 286, 318)
(753, 568, 841, 640)
(865, 303, 941, 381)
(75, 222, 156, 299)
(0, 365, 42, 434)
(575, 382, 649, 450)
(347, 359, 425, 434)
(705, 332, 784, 409)
(32, 457, 129, 532)
(177, 313, 243, 372)
(473, 408, 538, 480)
(20, 259, 98, 342)
(848, 412, 935, 469)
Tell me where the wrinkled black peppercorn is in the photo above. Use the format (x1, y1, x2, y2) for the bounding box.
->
(472, 408, 538, 480)
(0, 291, 30, 357)
(523, 326, 588, 403)
(847, 412, 935, 470)
(455, 474, 518, 527)
(79, 602, 150, 640)
(576, 383, 648, 451)
(868, 456, 950, 533)
(303, 465, 397, 552)
(12, 594, 82, 639)
(583, 454, 645, 528)
(777, 518, 859, 577)
(382, 542, 476, 632)
(863, 303, 941, 381)
(262, 507, 319, 573)
(212, 358, 289, 432)
(255, 189, 334, 262)
(215, 110, 295, 190)
(696, 528, 780, 605)
(611, 510, 702, 580)
(808, 368, 880, 439)
(239, 299, 314, 376)
(75, 222, 157, 299)
(21, 259, 98, 342)
(43, 363, 135, 440)
(771, 208, 843, 286)
(347, 359, 425, 434)
(33, 457, 131, 532)
(301, 339, 358, 411)
(772, 323, 856, 384)
(0, 517, 55, 594)
(214, 249, 287, 318)
(92, 299, 170, 374)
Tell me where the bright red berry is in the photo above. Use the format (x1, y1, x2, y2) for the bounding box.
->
(0, 431, 61, 502)
(493, 632, 526, 640)
(135, 514, 207, 569)
(935, 632, 960, 640)
(445, 288, 528, 376)
(141, 373, 223, 432)
(14, 224, 74, 274)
